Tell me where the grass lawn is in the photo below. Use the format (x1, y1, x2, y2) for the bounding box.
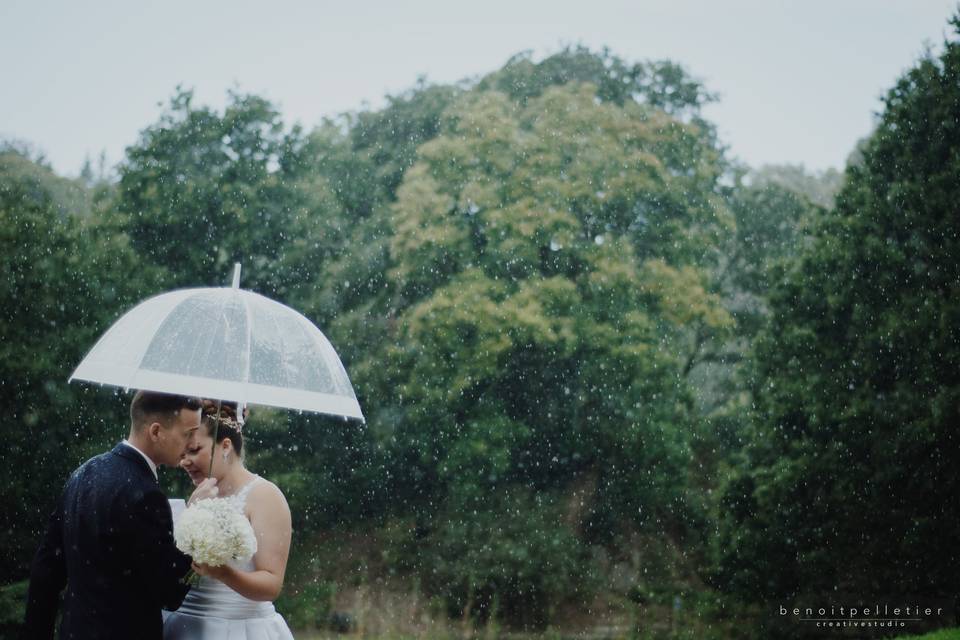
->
(897, 629, 960, 640)
(288, 629, 960, 640)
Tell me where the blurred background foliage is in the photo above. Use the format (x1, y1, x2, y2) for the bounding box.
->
(2, 23, 959, 638)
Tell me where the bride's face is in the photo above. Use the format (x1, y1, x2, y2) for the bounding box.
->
(180, 430, 218, 485)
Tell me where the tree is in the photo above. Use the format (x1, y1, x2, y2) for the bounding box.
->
(477, 46, 716, 121)
(342, 80, 733, 624)
(716, 17, 960, 602)
(348, 80, 462, 200)
(115, 89, 343, 297)
(748, 164, 843, 209)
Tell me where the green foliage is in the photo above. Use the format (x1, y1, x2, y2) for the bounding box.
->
(747, 164, 843, 210)
(716, 18, 960, 601)
(0, 579, 28, 637)
(250, 411, 385, 532)
(388, 83, 731, 299)
(477, 46, 716, 119)
(385, 489, 594, 629)
(724, 183, 818, 297)
(115, 88, 343, 297)
(0, 150, 154, 580)
(349, 80, 462, 199)
(346, 75, 734, 624)
(301, 121, 383, 219)
(0, 142, 92, 218)
(715, 178, 822, 349)
(274, 578, 337, 630)
(374, 82, 724, 514)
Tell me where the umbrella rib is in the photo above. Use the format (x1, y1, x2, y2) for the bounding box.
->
(130, 292, 191, 387)
(178, 289, 228, 394)
(295, 309, 344, 395)
(187, 293, 215, 380)
(209, 289, 235, 392)
(267, 300, 290, 389)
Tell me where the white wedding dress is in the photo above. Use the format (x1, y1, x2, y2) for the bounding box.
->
(163, 477, 295, 640)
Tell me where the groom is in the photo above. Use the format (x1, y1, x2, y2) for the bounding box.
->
(25, 391, 217, 640)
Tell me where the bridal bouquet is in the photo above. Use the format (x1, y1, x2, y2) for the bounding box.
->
(174, 497, 257, 567)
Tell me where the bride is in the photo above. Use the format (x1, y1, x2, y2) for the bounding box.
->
(163, 401, 294, 640)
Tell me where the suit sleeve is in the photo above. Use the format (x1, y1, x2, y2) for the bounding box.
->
(24, 493, 67, 640)
(128, 489, 193, 611)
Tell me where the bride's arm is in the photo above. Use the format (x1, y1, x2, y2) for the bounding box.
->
(193, 482, 292, 601)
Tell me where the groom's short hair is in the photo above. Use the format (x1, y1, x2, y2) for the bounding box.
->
(130, 391, 202, 431)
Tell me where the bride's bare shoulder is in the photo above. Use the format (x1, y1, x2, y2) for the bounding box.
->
(248, 477, 290, 511)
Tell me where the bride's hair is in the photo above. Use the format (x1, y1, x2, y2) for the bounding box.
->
(201, 400, 244, 456)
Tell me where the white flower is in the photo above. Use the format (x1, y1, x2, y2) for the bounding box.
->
(174, 497, 257, 566)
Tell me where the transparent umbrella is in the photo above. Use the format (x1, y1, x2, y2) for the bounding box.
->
(70, 264, 363, 421)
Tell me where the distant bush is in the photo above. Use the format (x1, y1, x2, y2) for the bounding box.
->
(385, 488, 596, 630)
(274, 579, 337, 631)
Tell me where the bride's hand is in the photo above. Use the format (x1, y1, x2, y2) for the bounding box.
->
(187, 477, 218, 505)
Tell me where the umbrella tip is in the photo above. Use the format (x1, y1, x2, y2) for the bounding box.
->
(231, 263, 242, 289)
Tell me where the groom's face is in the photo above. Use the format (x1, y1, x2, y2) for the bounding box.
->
(156, 407, 202, 467)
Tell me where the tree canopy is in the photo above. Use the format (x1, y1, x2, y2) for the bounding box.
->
(716, 18, 960, 603)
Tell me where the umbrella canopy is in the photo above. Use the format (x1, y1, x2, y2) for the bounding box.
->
(70, 269, 363, 420)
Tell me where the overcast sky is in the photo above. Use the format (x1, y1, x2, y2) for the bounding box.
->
(2, 0, 955, 177)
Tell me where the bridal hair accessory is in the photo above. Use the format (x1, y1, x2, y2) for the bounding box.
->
(202, 401, 243, 434)
(223, 451, 229, 462)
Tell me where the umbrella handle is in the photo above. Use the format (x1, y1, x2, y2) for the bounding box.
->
(207, 398, 222, 479)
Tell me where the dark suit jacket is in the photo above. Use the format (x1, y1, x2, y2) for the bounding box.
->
(25, 442, 192, 640)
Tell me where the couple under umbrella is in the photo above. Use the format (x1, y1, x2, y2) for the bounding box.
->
(25, 265, 363, 640)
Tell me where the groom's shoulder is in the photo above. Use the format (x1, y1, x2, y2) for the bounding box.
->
(71, 443, 144, 481)
(84, 443, 128, 466)
(72, 446, 116, 475)
(68, 446, 159, 511)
